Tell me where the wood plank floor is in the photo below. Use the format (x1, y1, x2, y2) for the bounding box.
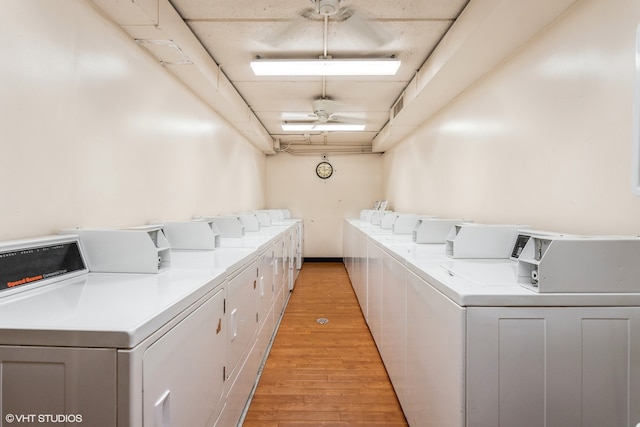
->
(243, 262, 408, 427)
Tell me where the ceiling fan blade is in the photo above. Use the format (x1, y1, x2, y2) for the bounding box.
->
(330, 115, 367, 125)
(281, 112, 318, 121)
(265, 8, 314, 46)
(336, 7, 390, 47)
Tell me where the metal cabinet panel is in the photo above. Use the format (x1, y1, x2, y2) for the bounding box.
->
(143, 287, 226, 427)
(282, 229, 293, 291)
(258, 248, 274, 327)
(352, 228, 368, 315)
(226, 261, 259, 381)
(381, 249, 406, 403)
(366, 240, 384, 346)
(343, 221, 355, 278)
(0, 346, 116, 426)
(272, 237, 286, 318)
(405, 270, 465, 427)
(467, 307, 640, 427)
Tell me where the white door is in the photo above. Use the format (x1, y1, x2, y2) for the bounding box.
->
(405, 270, 465, 427)
(257, 248, 274, 327)
(143, 287, 226, 427)
(366, 239, 384, 346)
(381, 250, 406, 403)
(226, 262, 259, 380)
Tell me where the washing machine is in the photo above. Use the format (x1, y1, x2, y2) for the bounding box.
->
(0, 233, 227, 427)
(405, 230, 640, 427)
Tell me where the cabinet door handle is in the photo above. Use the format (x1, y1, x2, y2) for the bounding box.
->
(230, 309, 238, 341)
(154, 390, 170, 427)
(216, 318, 222, 335)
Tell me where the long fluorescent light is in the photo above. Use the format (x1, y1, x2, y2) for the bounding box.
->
(282, 123, 366, 132)
(251, 58, 400, 76)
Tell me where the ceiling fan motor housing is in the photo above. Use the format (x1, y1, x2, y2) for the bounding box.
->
(315, 0, 341, 16)
(312, 98, 336, 122)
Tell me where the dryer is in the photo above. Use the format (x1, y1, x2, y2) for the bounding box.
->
(0, 234, 227, 427)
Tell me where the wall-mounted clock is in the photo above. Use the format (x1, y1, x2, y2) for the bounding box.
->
(316, 161, 333, 179)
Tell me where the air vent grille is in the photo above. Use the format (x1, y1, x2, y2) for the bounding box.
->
(391, 93, 404, 120)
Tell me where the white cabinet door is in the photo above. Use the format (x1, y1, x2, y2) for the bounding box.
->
(467, 307, 640, 427)
(272, 237, 286, 318)
(366, 239, 384, 346)
(281, 229, 292, 290)
(343, 221, 355, 277)
(405, 271, 465, 427)
(226, 262, 259, 380)
(295, 221, 303, 273)
(143, 287, 226, 427)
(257, 248, 274, 327)
(352, 228, 368, 314)
(381, 250, 406, 403)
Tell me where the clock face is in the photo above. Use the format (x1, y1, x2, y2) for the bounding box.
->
(316, 161, 333, 179)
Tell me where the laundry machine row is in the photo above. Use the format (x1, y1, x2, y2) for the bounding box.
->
(344, 215, 640, 427)
(0, 211, 301, 427)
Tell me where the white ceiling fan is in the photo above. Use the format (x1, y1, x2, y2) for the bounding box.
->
(268, 0, 389, 47)
(282, 97, 366, 131)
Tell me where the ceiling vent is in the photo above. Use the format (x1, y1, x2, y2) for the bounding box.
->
(135, 39, 192, 65)
(391, 93, 405, 121)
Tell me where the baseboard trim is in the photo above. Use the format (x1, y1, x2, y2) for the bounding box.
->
(304, 257, 343, 263)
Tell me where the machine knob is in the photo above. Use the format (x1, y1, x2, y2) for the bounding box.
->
(530, 269, 539, 285)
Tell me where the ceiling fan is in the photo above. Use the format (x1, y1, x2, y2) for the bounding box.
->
(282, 97, 366, 128)
(268, 0, 389, 47)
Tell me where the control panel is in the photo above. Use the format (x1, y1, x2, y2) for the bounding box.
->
(60, 226, 170, 273)
(413, 218, 466, 244)
(518, 235, 640, 292)
(159, 220, 220, 250)
(445, 224, 529, 258)
(0, 235, 88, 296)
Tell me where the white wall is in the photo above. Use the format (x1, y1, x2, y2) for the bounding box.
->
(0, 0, 265, 241)
(8, 0, 639, 255)
(266, 153, 382, 257)
(383, 0, 640, 235)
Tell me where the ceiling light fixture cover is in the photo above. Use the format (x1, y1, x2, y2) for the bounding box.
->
(282, 122, 366, 132)
(251, 58, 400, 76)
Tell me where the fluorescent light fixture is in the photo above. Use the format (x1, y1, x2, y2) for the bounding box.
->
(282, 122, 366, 132)
(251, 58, 400, 76)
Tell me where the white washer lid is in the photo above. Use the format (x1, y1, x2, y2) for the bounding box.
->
(171, 247, 256, 275)
(219, 231, 282, 250)
(408, 258, 640, 307)
(0, 268, 225, 348)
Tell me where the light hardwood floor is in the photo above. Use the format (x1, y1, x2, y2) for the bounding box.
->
(243, 262, 408, 427)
